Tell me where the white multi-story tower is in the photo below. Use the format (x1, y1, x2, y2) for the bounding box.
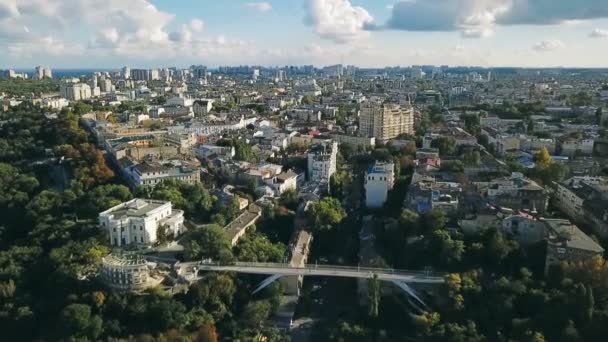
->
(359, 102, 414, 142)
(365, 162, 395, 208)
(307, 141, 339, 183)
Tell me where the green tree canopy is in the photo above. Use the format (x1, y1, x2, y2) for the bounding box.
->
(306, 197, 347, 231)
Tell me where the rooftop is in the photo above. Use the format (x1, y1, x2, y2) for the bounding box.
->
(101, 199, 169, 219)
(544, 219, 604, 253)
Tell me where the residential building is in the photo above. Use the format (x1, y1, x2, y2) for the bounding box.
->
(224, 204, 263, 246)
(555, 177, 608, 237)
(131, 69, 160, 81)
(123, 160, 201, 188)
(60, 82, 92, 101)
(359, 102, 414, 142)
(544, 219, 604, 273)
(42, 97, 69, 110)
(35, 66, 52, 79)
(482, 128, 520, 156)
(486, 173, 548, 213)
(307, 140, 338, 183)
(559, 138, 595, 157)
(330, 134, 376, 149)
(365, 162, 395, 208)
(268, 170, 301, 196)
(99, 199, 185, 247)
(193, 100, 214, 117)
(501, 213, 545, 245)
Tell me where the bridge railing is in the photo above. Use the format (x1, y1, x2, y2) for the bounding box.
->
(196, 261, 445, 278)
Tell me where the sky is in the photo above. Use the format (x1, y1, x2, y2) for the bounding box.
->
(1, 0, 608, 68)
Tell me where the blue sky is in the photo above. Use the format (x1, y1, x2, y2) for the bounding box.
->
(1, 0, 608, 68)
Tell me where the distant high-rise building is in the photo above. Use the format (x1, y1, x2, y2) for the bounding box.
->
(122, 66, 131, 79)
(99, 77, 112, 92)
(322, 64, 343, 77)
(410, 67, 424, 79)
(131, 69, 159, 81)
(35, 66, 44, 80)
(60, 81, 92, 101)
(359, 102, 414, 142)
(34, 66, 52, 80)
(191, 65, 207, 79)
(130, 69, 149, 81)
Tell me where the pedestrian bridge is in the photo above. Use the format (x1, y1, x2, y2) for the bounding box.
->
(177, 261, 445, 308)
(186, 261, 445, 283)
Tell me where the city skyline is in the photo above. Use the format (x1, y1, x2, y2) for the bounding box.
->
(1, 0, 608, 68)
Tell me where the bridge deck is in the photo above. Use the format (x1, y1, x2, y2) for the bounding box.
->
(184, 261, 444, 283)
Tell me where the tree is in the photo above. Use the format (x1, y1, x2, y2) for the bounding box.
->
(301, 95, 316, 105)
(420, 209, 448, 234)
(235, 232, 286, 262)
(429, 230, 465, 266)
(330, 171, 350, 200)
(193, 322, 219, 342)
(431, 137, 456, 156)
(306, 197, 347, 231)
(184, 224, 233, 262)
(397, 209, 421, 236)
(372, 148, 393, 162)
(339, 143, 355, 161)
(482, 228, 519, 266)
(241, 301, 272, 329)
(463, 114, 481, 135)
(329, 321, 371, 342)
(535, 147, 552, 166)
(463, 150, 481, 166)
(279, 189, 299, 211)
(72, 101, 93, 115)
(58, 303, 103, 339)
(189, 273, 236, 320)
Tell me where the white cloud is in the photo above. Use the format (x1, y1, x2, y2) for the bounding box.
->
(304, 0, 374, 43)
(532, 39, 565, 52)
(384, 0, 608, 38)
(190, 19, 204, 32)
(243, 2, 273, 13)
(0, 0, 256, 66)
(590, 28, 608, 38)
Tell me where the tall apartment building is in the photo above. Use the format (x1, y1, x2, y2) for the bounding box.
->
(35, 66, 52, 79)
(60, 82, 92, 101)
(99, 77, 113, 92)
(359, 102, 414, 142)
(307, 140, 338, 183)
(122, 66, 131, 79)
(99, 199, 185, 247)
(131, 69, 160, 81)
(365, 162, 395, 208)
